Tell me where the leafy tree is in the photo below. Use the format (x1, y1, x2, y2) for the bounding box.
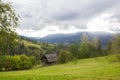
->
(80, 34, 101, 58)
(80, 34, 91, 58)
(91, 37, 102, 56)
(92, 37, 101, 50)
(106, 39, 113, 55)
(81, 33, 89, 43)
(107, 34, 120, 62)
(80, 42, 91, 58)
(0, 0, 18, 31)
(68, 42, 80, 58)
(0, 0, 19, 55)
(111, 34, 120, 54)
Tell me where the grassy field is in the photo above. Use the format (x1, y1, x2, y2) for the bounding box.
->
(0, 55, 120, 80)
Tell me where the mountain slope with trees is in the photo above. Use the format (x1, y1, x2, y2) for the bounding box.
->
(32, 31, 113, 47)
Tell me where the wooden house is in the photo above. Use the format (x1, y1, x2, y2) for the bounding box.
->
(41, 53, 57, 65)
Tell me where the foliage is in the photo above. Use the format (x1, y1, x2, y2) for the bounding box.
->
(0, 55, 13, 71)
(68, 42, 80, 58)
(79, 34, 102, 58)
(111, 34, 120, 54)
(11, 55, 21, 70)
(80, 42, 90, 58)
(91, 37, 102, 55)
(58, 50, 73, 63)
(20, 55, 33, 69)
(0, 0, 18, 31)
(107, 54, 120, 62)
(0, 31, 19, 55)
(41, 42, 56, 54)
(106, 39, 113, 55)
(107, 34, 120, 62)
(0, 55, 36, 71)
(0, 0, 19, 55)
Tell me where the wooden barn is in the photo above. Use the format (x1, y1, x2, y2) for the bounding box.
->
(41, 53, 57, 65)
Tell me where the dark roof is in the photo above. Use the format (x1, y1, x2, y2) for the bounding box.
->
(43, 53, 57, 62)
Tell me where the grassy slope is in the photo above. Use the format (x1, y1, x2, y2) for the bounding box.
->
(0, 55, 120, 80)
(22, 40, 41, 48)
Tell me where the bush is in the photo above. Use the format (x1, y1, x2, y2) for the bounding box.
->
(0, 55, 36, 71)
(11, 55, 21, 70)
(18, 55, 36, 70)
(58, 50, 73, 63)
(29, 56, 37, 66)
(4, 56, 13, 71)
(115, 54, 120, 62)
(0, 56, 8, 70)
(107, 54, 120, 63)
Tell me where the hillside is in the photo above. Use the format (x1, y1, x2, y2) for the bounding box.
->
(0, 55, 120, 80)
(21, 40, 41, 48)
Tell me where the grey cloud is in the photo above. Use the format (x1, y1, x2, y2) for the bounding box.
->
(75, 25, 88, 29)
(113, 14, 120, 22)
(50, 0, 118, 21)
(48, 29, 56, 32)
(13, 0, 120, 31)
(103, 2, 120, 30)
(110, 10, 120, 23)
(45, 0, 119, 30)
(52, 12, 79, 21)
(23, 14, 32, 18)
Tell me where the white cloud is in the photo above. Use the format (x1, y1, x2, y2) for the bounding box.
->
(7, 0, 120, 37)
(16, 25, 83, 37)
(87, 13, 112, 32)
(87, 12, 120, 32)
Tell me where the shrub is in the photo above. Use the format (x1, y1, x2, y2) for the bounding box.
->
(0, 55, 36, 71)
(107, 54, 120, 63)
(58, 50, 73, 63)
(4, 56, 13, 71)
(0, 56, 5, 70)
(11, 55, 21, 70)
(115, 54, 120, 62)
(29, 56, 37, 66)
(20, 54, 33, 69)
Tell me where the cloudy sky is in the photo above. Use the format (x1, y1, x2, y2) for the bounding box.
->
(7, 0, 120, 37)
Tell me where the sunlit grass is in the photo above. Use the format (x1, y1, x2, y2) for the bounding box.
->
(0, 55, 120, 80)
(22, 40, 41, 48)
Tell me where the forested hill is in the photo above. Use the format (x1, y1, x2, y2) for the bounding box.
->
(26, 31, 113, 46)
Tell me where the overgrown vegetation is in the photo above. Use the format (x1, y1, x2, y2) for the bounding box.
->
(107, 34, 120, 62)
(58, 50, 73, 63)
(0, 55, 36, 71)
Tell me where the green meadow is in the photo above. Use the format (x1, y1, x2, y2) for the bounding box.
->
(0, 55, 120, 80)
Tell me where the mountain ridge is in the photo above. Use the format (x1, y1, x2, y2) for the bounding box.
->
(21, 31, 113, 46)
